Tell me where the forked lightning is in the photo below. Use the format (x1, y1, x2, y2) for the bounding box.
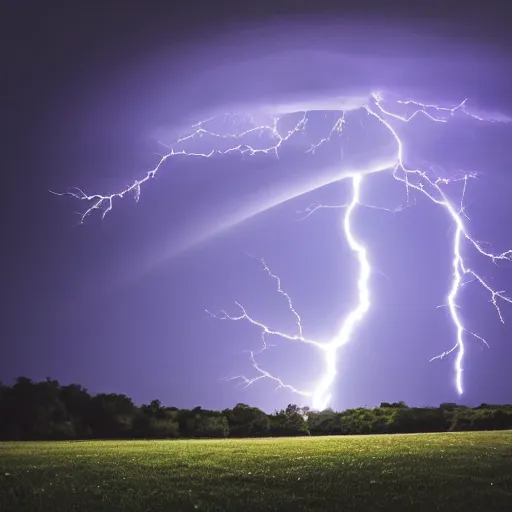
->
(55, 92, 512, 409)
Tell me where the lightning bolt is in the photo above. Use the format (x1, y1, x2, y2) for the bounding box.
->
(367, 93, 512, 396)
(310, 174, 371, 410)
(56, 91, 512, 409)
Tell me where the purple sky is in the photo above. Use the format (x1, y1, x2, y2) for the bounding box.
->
(4, 1, 512, 412)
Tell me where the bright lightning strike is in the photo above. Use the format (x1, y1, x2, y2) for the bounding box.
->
(367, 94, 512, 396)
(310, 174, 371, 410)
(56, 90, 512, 409)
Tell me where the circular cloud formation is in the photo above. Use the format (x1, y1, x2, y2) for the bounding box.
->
(95, 18, 510, 277)
(153, 19, 510, 128)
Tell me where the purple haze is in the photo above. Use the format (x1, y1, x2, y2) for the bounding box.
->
(3, 6, 512, 412)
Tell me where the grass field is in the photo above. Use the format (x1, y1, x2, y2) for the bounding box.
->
(1, 431, 512, 511)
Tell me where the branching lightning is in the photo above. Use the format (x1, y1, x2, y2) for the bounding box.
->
(56, 89, 512, 409)
(367, 94, 512, 396)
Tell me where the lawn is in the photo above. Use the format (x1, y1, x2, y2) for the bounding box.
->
(1, 431, 511, 511)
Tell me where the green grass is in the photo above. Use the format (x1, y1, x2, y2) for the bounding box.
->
(1, 432, 512, 511)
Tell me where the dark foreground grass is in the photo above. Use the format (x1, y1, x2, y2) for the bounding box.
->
(1, 432, 512, 511)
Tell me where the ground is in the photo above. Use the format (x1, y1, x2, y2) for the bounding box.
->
(1, 431, 511, 511)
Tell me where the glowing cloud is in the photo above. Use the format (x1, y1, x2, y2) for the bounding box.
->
(55, 20, 512, 409)
(56, 89, 512, 409)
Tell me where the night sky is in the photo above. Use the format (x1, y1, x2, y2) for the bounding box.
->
(4, 1, 512, 413)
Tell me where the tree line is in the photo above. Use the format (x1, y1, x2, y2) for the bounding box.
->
(1, 377, 511, 440)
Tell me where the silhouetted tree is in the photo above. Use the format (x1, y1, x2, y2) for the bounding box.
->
(59, 383, 93, 437)
(134, 400, 179, 438)
(89, 393, 136, 438)
(177, 407, 229, 438)
(270, 404, 309, 436)
(223, 403, 270, 437)
(308, 409, 341, 436)
(1, 376, 511, 440)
